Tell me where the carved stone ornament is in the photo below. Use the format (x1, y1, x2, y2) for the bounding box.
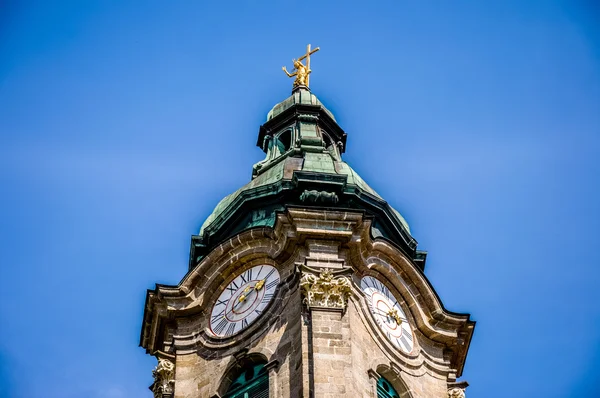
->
(448, 387, 466, 398)
(152, 358, 175, 398)
(300, 268, 351, 309)
(299, 189, 339, 204)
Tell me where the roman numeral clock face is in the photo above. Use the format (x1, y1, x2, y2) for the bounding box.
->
(208, 265, 280, 337)
(360, 276, 414, 353)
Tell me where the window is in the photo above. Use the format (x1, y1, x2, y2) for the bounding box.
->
(321, 131, 341, 161)
(377, 376, 400, 398)
(222, 363, 269, 398)
(275, 129, 292, 152)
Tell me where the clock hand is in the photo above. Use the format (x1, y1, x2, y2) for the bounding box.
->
(373, 308, 392, 316)
(230, 286, 252, 312)
(254, 278, 266, 291)
(386, 308, 403, 326)
(231, 279, 267, 312)
(372, 307, 407, 324)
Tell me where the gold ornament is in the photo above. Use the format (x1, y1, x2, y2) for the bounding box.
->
(282, 44, 320, 88)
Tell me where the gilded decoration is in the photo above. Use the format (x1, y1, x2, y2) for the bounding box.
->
(152, 358, 175, 398)
(448, 387, 466, 398)
(282, 44, 320, 88)
(300, 268, 351, 309)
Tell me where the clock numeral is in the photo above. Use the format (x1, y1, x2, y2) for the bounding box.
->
(400, 335, 410, 352)
(240, 269, 253, 284)
(225, 322, 236, 336)
(262, 293, 274, 303)
(256, 266, 264, 278)
(378, 281, 385, 293)
(368, 277, 375, 288)
(241, 319, 249, 329)
(254, 309, 262, 315)
(265, 279, 279, 290)
(213, 318, 229, 335)
(403, 329, 413, 341)
(384, 287, 392, 300)
(211, 310, 225, 322)
(265, 267, 276, 280)
(226, 279, 239, 293)
(215, 299, 228, 307)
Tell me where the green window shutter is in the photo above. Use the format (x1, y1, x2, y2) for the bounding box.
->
(223, 364, 269, 398)
(377, 377, 400, 398)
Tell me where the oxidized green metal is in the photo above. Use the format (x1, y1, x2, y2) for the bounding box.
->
(190, 88, 423, 270)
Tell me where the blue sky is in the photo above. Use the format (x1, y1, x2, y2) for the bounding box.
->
(1, 1, 599, 397)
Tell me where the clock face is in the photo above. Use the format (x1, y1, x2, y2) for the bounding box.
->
(209, 265, 280, 337)
(360, 276, 414, 353)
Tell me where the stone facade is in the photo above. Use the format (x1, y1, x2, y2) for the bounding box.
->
(141, 208, 474, 397)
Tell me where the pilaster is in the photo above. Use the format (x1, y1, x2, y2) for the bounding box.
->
(151, 357, 176, 398)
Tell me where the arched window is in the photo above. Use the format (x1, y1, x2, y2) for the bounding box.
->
(321, 130, 341, 161)
(222, 363, 269, 398)
(377, 376, 400, 398)
(275, 129, 292, 153)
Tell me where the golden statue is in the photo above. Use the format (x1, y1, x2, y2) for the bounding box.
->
(282, 44, 320, 88)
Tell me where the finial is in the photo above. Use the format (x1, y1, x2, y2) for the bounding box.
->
(282, 44, 320, 89)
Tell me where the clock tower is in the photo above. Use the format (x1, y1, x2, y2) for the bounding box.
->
(140, 48, 475, 398)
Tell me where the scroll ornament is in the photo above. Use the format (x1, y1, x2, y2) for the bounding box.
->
(448, 387, 466, 398)
(152, 358, 175, 398)
(300, 269, 351, 309)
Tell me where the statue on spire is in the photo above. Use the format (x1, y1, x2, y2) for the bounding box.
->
(282, 44, 320, 88)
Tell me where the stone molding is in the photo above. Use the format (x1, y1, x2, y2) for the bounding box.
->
(151, 358, 175, 398)
(300, 267, 352, 309)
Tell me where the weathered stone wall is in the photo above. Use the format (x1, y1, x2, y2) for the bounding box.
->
(171, 286, 451, 397)
(302, 309, 353, 397)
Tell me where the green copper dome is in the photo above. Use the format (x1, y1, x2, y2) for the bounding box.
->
(192, 88, 417, 266)
(199, 149, 410, 236)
